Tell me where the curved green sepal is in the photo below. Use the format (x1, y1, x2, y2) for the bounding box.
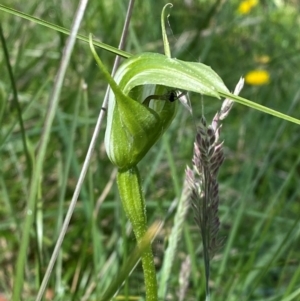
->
(114, 52, 230, 98)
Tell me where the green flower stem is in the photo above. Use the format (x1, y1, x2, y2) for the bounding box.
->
(117, 166, 157, 301)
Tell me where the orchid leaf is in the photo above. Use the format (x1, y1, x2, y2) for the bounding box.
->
(219, 91, 300, 125)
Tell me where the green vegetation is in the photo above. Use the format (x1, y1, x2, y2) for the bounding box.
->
(1, 1, 300, 301)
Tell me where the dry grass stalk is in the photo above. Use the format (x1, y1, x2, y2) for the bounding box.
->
(186, 78, 244, 299)
(178, 255, 191, 301)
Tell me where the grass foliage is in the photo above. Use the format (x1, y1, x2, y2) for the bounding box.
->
(1, 0, 300, 300)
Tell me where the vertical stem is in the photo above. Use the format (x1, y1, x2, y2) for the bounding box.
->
(202, 168, 211, 301)
(203, 245, 211, 301)
(117, 166, 158, 301)
(200, 212, 210, 301)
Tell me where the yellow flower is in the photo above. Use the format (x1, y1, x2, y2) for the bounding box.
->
(245, 70, 270, 85)
(237, 0, 259, 15)
(254, 55, 270, 64)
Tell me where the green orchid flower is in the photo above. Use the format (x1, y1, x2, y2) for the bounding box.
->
(90, 47, 230, 171)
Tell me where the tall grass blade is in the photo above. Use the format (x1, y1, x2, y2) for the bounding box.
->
(0, 24, 31, 176)
(158, 176, 191, 300)
(0, 4, 131, 59)
(99, 222, 161, 301)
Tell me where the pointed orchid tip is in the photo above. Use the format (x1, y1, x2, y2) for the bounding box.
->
(234, 77, 245, 95)
(161, 3, 173, 58)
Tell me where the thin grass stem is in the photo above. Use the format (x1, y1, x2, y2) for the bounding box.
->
(0, 4, 131, 59)
(35, 0, 135, 299)
(0, 24, 31, 177)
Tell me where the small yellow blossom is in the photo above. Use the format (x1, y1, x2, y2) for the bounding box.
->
(238, 0, 259, 15)
(245, 70, 270, 85)
(254, 55, 270, 64)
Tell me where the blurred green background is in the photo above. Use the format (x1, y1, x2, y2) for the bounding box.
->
(0, 0, 300, 300)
